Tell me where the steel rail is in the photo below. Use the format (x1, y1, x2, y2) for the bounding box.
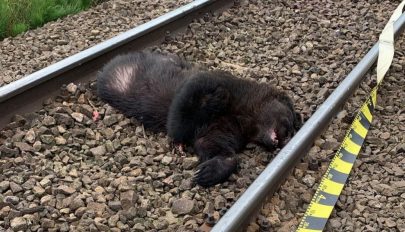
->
(0, 0, 234, 129)
(212, 12, 405, 232)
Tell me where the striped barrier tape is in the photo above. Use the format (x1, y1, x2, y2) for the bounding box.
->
(297, 1, 405, 231)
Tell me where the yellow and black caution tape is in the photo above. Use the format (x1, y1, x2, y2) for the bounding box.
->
(297, 1, 405, 231)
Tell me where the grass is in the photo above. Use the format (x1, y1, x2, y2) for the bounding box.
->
(0, 0, 103, 40)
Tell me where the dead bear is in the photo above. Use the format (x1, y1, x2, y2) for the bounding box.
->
(97, 50, 302, 187)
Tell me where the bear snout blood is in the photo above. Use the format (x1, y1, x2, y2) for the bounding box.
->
(269, 128, 279, 145)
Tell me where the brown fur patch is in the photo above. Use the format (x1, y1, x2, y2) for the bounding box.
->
(109, 65, 137, 94)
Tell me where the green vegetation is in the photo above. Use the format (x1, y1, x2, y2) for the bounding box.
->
(0, 0, 103, 40)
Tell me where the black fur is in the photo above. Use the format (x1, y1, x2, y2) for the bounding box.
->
(97, 50, 302, 187)
(192, 117, 246, 187)
(167, 71, 302, 186)
(97, 51, 194, 132)
(168, 71, 302, 149)
(166, 70, 233, 145)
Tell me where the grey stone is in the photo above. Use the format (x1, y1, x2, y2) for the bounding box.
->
(41, 218, 55, 229)
(71, 112, 84, 122)
(40, 195, 55, 205)
(75, 207, 87, 217)
(0, 180, 10, 193)
(24, 129, 36, 143)
(133, 223, 145, 232)
(153, 218, 169, 230)
(14, 142, 34, 152)
(385, 218, 396, 228)
(39, 178, 51, 187)
(43, 116, 56, 126)
(91, 30, 100, 35)
(66, 83, 77, 94)
(171, 198, 195, 215)
(329, 218, 342, 228)
(33, 141, 42, 151)
(122, 206, 137, 220)
(87, 202, 106, 216)
(0, 145, 19, 157)
(120, 190, 138, 210)
(214, 195, 226, 210)
(79, 104, 94, 118)
(10, 217, 28, 231)
(55, 136, 67, 145)
(203, 202, 215, 214)
(179, 179, 193, 190)
(95, 218, 110, 231)
(102, 128, 114, 140)
(9, 182, 23, 193)
(54, 113, 74, 127)
(103, 115, 118, 126)
(56, 185, 76, 195)
(21, 178, 35, 190)
(108, 201, 122, 211)
(90, 145, 106, 156)
(40, 134, 55, 144)
(161, 156, 173, 165)
(70, 197, 85, 210)
(0, 205, 11, 218)
(4, 196, 20, 205)
(182, 157, 199, 170)
(302, 174, 316, 187)
(108, 214, 119, 227)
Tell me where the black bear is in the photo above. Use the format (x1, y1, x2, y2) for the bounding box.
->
(97, 50, 302, 187)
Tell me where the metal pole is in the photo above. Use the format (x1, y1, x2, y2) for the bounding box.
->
(212, 13, 405, 232)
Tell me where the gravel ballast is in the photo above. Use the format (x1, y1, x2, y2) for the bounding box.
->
(1, 0, 404, 231)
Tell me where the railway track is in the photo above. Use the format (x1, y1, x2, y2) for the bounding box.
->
(0, 0, 233, 129)
(1, 1, 404, 231)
